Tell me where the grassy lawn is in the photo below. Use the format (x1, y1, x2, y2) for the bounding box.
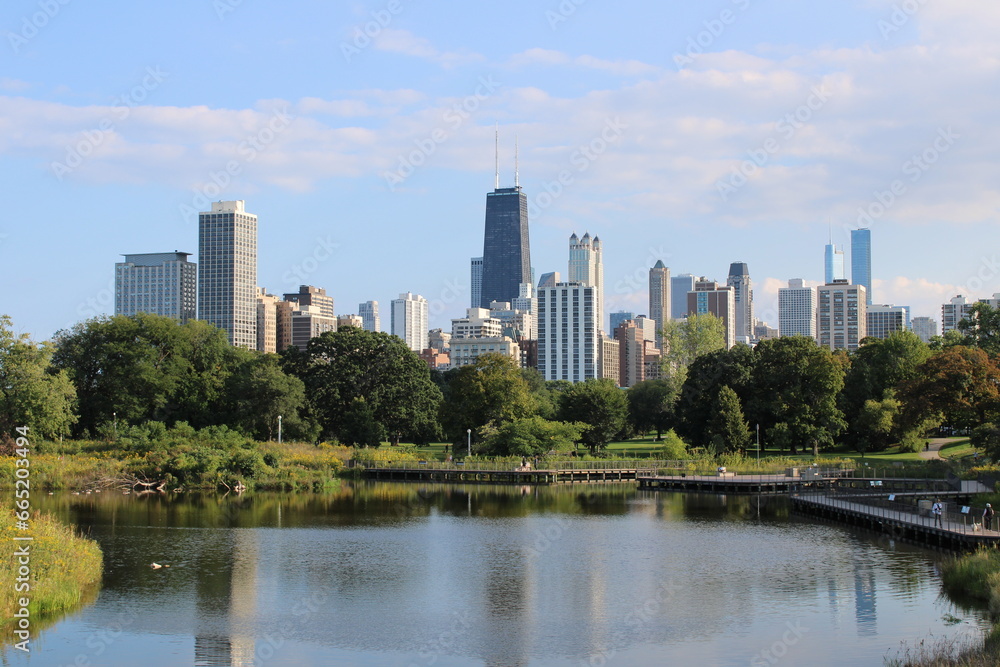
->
(939, 438, 975, 459)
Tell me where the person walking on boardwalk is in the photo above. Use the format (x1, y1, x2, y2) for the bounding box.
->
(984, 504, 995, 531)
(932, 499, 944, 527)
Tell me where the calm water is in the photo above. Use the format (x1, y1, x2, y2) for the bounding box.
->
(3, 483, 988, 666)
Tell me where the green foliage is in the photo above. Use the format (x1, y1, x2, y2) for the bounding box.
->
(627, 379, 677, 438)
(284, 328, 442, 445)
(223, 353, 316, 441)
(557, 379, 629, 455)
(706, 386, 751, 454)
(440, 354, 537, 442)
(676, 344, 755, 447)
(898, 346, 1000, 431)
(853, 394, 901, 453)
(972, 423, 1000, 462)
(0, 315, 77, 440)
(749, 336, 847, 455)
(660, 313, 726, 380)
(658, 430, 689, 459)
(478, 416, 583, 457)
(340, 398, 387, 447)
(958, 303, 1000, 354)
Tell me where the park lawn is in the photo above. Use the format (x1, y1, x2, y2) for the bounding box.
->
(939, 439, 975, 459)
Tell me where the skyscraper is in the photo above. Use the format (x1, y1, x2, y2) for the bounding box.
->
(778, 279, 816, 338)
(359, 300, 380, 332)
(817, 281, 867, 351)
(609, 311, 635, 333)
(480, 186, 530, 309)
(686, 280, 736, 349)
(115, 251, 197, 323)
(911, 316, 937, 343)
(391, 292, 429, 351)
(727, 262, 753, 342)
(851, 228, 872, 304)
(866, 304, 909, 340)
(825, 243, 846, 284)
(648, 261, 670, 348)
(283, 285, 334, 319)
(470, 257, 483, 309)
(568, 232, 604, 333)
(537, 283, 599, 382)
(942, 295, 973, 333)
(198, 200, 257, 349)
(671, 274, 696, 320)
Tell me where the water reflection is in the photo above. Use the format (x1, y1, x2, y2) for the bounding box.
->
(7, 483, 988, 667)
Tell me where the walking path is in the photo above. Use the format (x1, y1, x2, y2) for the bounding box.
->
(918, 437, 966, 461)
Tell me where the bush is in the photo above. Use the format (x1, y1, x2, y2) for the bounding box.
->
(659, 430, 690, 460)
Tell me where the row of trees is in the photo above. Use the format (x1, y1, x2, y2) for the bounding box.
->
(4, 306, 1000, 457)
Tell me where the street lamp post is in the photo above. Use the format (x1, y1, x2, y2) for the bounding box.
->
(467, 429, 472, 457)
(278, 415, 283, 444)
(113, 412, 117, 440)
(756, 423, 760, 463)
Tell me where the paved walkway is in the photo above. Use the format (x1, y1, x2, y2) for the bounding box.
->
(917, 437, 967, 461)
(799, 493, 997, 536)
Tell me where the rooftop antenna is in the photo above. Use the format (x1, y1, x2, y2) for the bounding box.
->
(494, 122, 499, 190)
(515, 134, 519, 188)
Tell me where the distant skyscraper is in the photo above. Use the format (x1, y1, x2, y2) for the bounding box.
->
(538, 272, 560, 290)
(359, 300, 380, 332)
(671, 274, 696, 320)
(727, 262, 753, 342)
(911, 316, 937, 343)
(648, 261, 670, 348)
(825, 243, 846, 284)
(778, 279, 816, 338)
(609, 311, 635, 333)
(537, 283, 599, 382)
(115, 251, 197, 323)
(867, 304, 909, 340)
(391, 292, 429, 351)
(851, 228, 872, 304)
(817, 281, 867, 351)
(687, 280, 736, 349)
(470, 257, 483, 309)
(942, 295, 974, 333)
(198, 200, 257, 349)
(256, 288, 279, 353)
(480, 184, 530, 308)
(568, 232, 604, 333)
(283, 285, 334, 319)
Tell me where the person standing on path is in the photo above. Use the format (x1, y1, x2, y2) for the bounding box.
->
(932, 499, 944, 528)
(984, 503, 995, 531)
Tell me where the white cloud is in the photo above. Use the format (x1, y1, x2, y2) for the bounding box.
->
(373, 29, 483, 68)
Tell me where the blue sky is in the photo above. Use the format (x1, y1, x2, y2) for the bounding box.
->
(3, 0, 999, 339)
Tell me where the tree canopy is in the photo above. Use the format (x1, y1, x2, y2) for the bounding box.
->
(439, 354, 537, 443)
(557, 378, 628, 455)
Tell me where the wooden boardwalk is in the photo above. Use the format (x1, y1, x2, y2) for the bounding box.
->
(791, 493, 1000, 550)
(637, 473, 958, 496)
(364, 465, 652, 484)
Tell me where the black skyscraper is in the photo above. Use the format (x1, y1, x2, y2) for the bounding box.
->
(480, 186, 530, 308)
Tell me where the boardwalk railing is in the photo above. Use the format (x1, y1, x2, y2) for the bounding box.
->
(355, 459, 686, 472)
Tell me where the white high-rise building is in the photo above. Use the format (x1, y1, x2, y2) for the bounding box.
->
(537, 282, 599, 382)
(727, 262, 753, 343)
(817, 281, 867, 351)
(115, 251, 197, 323)
(391, 292, 429, 351)
(359, 300, 380, 332)
(198, 200, 257, 348)
(648, 260, 670, 349)
(867, 304, 909, 340)
(942, 295, 974, 333)
(911, 316, 937, 344)
(671, 274, 696, 320)
(778, 279, 817, 338)
(510, 282, 537, 340)
(568, 233, 604, 334)
(451, 307, 503, 339)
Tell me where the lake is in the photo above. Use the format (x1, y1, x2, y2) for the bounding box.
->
(3, 482, 987, 666)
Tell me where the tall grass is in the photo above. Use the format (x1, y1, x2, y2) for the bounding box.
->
(0, 510, 103, 630)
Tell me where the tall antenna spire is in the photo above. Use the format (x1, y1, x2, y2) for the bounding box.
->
(494, 122, 499, 190)
(515, 134, 519, 187)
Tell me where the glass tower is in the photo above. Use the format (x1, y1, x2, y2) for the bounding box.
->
(851, 228, 872, 304)
(824, 243, 845, 284)
(480, 187, 531, 309)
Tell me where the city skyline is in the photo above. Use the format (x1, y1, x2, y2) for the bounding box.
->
(3, 2, 999, 340)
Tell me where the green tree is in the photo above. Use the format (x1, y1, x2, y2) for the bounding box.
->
(706, 385, 751, 454)
(958, 303, 1000, 354)
(972, 423, 1000, 461)
(897, 346, 1000, 432)
(675, 343, 756, 448)
(340, 398, 387, 448)
(223, 353, 316, 441)
(557, 379, 628, 455)
(627, 379, 677, 439)
(660, 313, 726, 382)
(283, 327, 442, 445)
(440, 354, 537, 443)
(853, 394, 901, 453)
(478, 416, 583, 457)
(749, 336, 847, 455)
(0, 315, 77, 440)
